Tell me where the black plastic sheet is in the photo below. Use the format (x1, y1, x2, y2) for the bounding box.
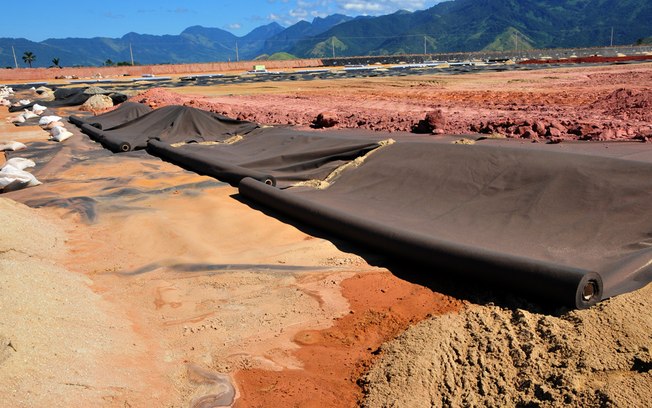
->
(69, 102, 152, 129)
(77, 105, 258, 152)
(68, 101, 652, 308)
(239, 142, 652, 309)
(147, 127, 384, 187)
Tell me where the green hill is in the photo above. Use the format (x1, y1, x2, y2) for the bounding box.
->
(289, 0, 652, 57)
(1, 1, 650, 67)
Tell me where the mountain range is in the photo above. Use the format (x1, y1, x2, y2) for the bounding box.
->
(1, 0, 650, 68)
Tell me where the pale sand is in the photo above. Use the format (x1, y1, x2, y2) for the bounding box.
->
(0, 106, 378, 406)
(363, 284, 652, 407)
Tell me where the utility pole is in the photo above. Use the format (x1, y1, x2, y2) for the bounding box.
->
(236, 41, 239, 62)
(424, 35, 427, 55)
(129, 43, 134, 66)
(514, 31, 519, 53)
(610, 27, 614, 47)
(11, 46, 18, 68)
(331, 37, 335, 58)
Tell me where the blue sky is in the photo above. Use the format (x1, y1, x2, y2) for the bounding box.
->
(0, 0, 446, 42)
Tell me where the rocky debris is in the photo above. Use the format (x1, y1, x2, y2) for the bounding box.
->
(34, 86, 51, 94)
(469, 118, 650, 143)
(311, 111, 339, 128)
(128, 77, 652, 141)
(412, 109, 447, 134)
(590, 88, 652, 121)
(80, 94, 113, 112)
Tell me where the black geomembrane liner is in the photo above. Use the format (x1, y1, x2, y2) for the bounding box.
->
(76, 104, 258, 152)
(240, 142, 652, 309)
(70, 103, 652, 308)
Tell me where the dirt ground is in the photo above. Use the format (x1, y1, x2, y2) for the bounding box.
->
(1, 62, 651, 407)
(132, 63, 652, 142)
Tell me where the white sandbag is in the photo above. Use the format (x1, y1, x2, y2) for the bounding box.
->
(38, 115, 62, 126)
(10, 114, 26, 123)
(50, 126, 73, 142)
(19, 99, 31, 105)
(0, 87, 14, 98)
(3, 158, 36, 170)
(1, 99, 11, 106)
(0, 167, 41, 190)
(52, 132, 73, 142)
(22, 110, 39, 119)
(32, 103, 47, 114)
(0, 141, 27, 151)
(45, 121, 65, 130)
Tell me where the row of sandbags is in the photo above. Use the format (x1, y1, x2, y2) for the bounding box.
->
(1, 87, 44, 192)
(3, 86, 75, 143)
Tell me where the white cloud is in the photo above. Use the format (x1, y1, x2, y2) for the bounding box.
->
(339, 1, 385, 12)
(266, 0, 448, 26)
(225, 23, 242, 30)
(336, 1, 435, 14)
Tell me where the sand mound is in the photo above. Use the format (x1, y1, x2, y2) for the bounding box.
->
(362, 284, 652, 407)
(0, 198, 164, 407)
(0, 198, 63, 258)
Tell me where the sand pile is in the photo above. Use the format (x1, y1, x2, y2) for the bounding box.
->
(362, 284, 652, 407)
(0, 198, 164, 407)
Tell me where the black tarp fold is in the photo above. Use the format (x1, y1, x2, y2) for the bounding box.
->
(147, 127, 384, 188)
(77, 105, 258, 152)
(69, 102, 152, 129)
(239, 177, 602, 308)
(239, 142, 652, 309)
(68, 101, 652, 308)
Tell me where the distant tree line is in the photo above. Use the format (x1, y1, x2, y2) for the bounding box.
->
(104, 59, 139, 66)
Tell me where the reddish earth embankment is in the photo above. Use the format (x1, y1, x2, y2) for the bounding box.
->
(521, 54, 652, 65)
(129, 63, 652, 142)
(0, 59, 323, 82)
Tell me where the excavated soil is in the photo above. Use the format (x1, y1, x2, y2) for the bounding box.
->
(130, 63, 652, 142)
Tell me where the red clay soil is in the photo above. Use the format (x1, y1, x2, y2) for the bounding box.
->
(0, 59, 323, 82)
(233, 272, 463, 407)
(129, 64, 652, 142)
(521, 54, 652, 65)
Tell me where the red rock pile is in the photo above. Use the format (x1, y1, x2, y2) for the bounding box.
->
(129, 81, 652, 143)
(590, 88, 652, 121)
(412, 109, 447, 134)
(312, 111, 339, 128)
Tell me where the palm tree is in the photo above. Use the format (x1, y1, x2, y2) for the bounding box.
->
(52, 57, 61, 68)
(22, 51, 36, 68)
